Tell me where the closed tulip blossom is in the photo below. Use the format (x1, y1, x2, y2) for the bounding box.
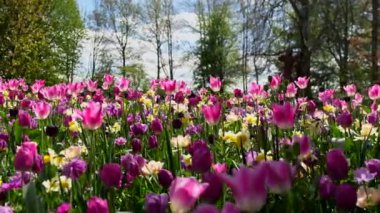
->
(209, 76, 222, 92)
(81, 102, 103, 130)
(269, 75, 282, 90)
(169, 177, 208, 213)
(319, 175, 336, 199)
(326, 149, 349, 181)
(145, 193, 169, 213)
(189, 141, 213, 173)
(365, 158, 380, 178)
(32, 101, 51, 119)
(265, 161, 293, 194)
(272, 102, 296, 129)
(334, 184, 357, 210)
(99, 163, 122, 188)
(87, 197, 109, 213)
(336, 111, 353, 128)
(18, 110, 33, 128)
(201, 172, 223, 203)
(202, 104, 222, 125)
(161, 80, 176, 95)
(57, 203, 71, 213)
(14, 142, 38, 171)
(220, 166, 267, 212)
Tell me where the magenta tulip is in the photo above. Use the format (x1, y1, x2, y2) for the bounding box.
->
(32, 101, 51, 119)
(82, 102, 103, 130)
(209, 76, 222, 92)
(272, 102, 296, 129)
(86, 197, 109, 213)
(99, 163, 122, 188)
(326, 149, 349, 181)
(202, 104, 222, 125)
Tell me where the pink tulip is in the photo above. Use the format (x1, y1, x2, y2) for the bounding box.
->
(272, 102, 296, 129)
(220, 166, 267, 212)
(248, 83, 264, 97)
(209, 77, 222, 92)
(201, 104, 222, 125)
(32, 101, 51, 119)
(14, 142, 38, 171)
(319, 89, 334, 103)
(343, 84, 356, 97)
(285, 83, 298, 98)
(31, 80, 45, 94)
(161, 80, 176, 95)
(102, 74, 114, 90)
(169, 177, 208, 213)
(352, 93, 363, 108)
(86, 80, 98, 92)
(116, 76, 130, 92)
(369, 84, 380, 100)
(81, 102, 103, 130)
(295, 76, 309, 89)
(270, 75, 282, 89)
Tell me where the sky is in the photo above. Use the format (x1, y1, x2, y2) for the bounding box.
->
(75, 0, 199, 84)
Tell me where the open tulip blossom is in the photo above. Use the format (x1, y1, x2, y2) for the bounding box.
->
(1, 76, 380, 212)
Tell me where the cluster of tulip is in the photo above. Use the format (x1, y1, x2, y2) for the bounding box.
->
(0, 75, 380, 212)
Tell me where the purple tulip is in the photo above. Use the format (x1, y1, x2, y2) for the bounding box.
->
(353, 167, 376, 183)
(201, 172, 223, 203)
(145, 193, 169, 213)
(221, 202, 240, 213)
(86, 197, 109, 213)
(326, 149, 349, 181)
(193, 204, 218, 213)
(220, 166, 267, 212)
(114, 137, 127, 146)
(14, 142, 38, 171)
(365, 158, 380, 178)
(265, 161, 293, 194)
(334, 184, 357, 210)
(336, 111, 353, 128)
(62, 158, 87, 180)
(367, 112, 378, 125)
(158, 169, 173, 188)
(99, 163, 122, 188)
(120, 154, 145, 177)
(132, 138, 142, 153)
(130, 123, 148, 136)
(148, 135, 158, 149)
(18, 110, 32, 128)
(189, 141, 213, 173)
(0, 139, 7, 151)
(319, 175, 336, 199)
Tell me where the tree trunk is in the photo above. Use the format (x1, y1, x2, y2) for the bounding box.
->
(372, 0, 379, 83)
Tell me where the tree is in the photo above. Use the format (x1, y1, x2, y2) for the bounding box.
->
(194, 2, 240, 88)
(100, 0, 139, 76)
(372, 0, 379, 82)
(163, 0, 174, 79)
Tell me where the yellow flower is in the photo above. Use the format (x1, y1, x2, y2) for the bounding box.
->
(43, 155, 50, 164)
(223, 131, 237, 143)
(183, 154, 192, 167)
(2, 90, 9, 97)
(171, 135, 191, 148)
(245, 113, 259, 126)
(360, 123, 377, 137)
(323, 104, 335, 113)
(141, 161, 164, 176)
(235, 131, 250, 147)
(146, 89, 155, 97)
(42, 176, 72, 193)
(60, 145, 84, 160)
(256, 150, 272, 162)
(108, 122, 121, 134)
(68, 120, 81, 133)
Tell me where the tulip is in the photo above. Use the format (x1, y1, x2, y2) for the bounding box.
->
(367, 112, 378, 125)
(369, 84, 380, 100)
(57, 202, 71, 213)
(265, 161, 293, 194)
(114, 137, 127, 146)
(286, 83, 298, 98)
(120, 154, 145, 177)
(334, 184, 357, 210)
(343, 84, 356, 97)
(102, 74, 114, 90)
(319, 89, 334, 103)
(116, 76, 130, 92)
(62, 158, 87, 180)
(82, 102, 103, 130)
(32, 101, 51, 119)
(269, 75, 282, 90)
(0, 206, 13, 213)
(221, 202, 240, 213)
(220, 166, 267, 212)
(86, 197, 109, 213)
(99, 163, 122, 188)
(130, 123, 148, 136)
(353, 167, 376, 183)
(85, 80, 98, 92)
(295, 76, 309, 89)
(272, 102, 296, 129)
(209, 76, 222, 92)
(326, 149, 348, 181)
(161, 80, 176, 95)
(336, 111, 353, 128)
(132, 138, 142, 153)
(169, 177, 208, 213)
(151, 118, 163, 134)
(158, 169, 174, 188)
(319, 175, 336, 199)
(189, 141, 213, 173)
(148, 135, 158, 149)
(201, 172, 223, 203)
(365, 158, 380, 178)
(18, 110, 32, 128)
(14, 142, 38, 171)
(234, 88, 243, 98)
(202, 104, 222, 125)
(145, 193, 169, 213)
(193, 204, 218, 213)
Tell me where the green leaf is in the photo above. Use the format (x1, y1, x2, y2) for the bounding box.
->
(23, 181, 45, 213)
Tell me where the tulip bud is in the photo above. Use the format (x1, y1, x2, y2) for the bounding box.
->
(158, 169, 174, 188)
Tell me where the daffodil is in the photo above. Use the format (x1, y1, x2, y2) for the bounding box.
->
(68, 120, 81, 133)
(42, 176, 72, 193)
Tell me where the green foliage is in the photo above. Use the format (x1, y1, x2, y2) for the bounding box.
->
(0, 0, 84, 84)
(194, 3, 240, 88)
